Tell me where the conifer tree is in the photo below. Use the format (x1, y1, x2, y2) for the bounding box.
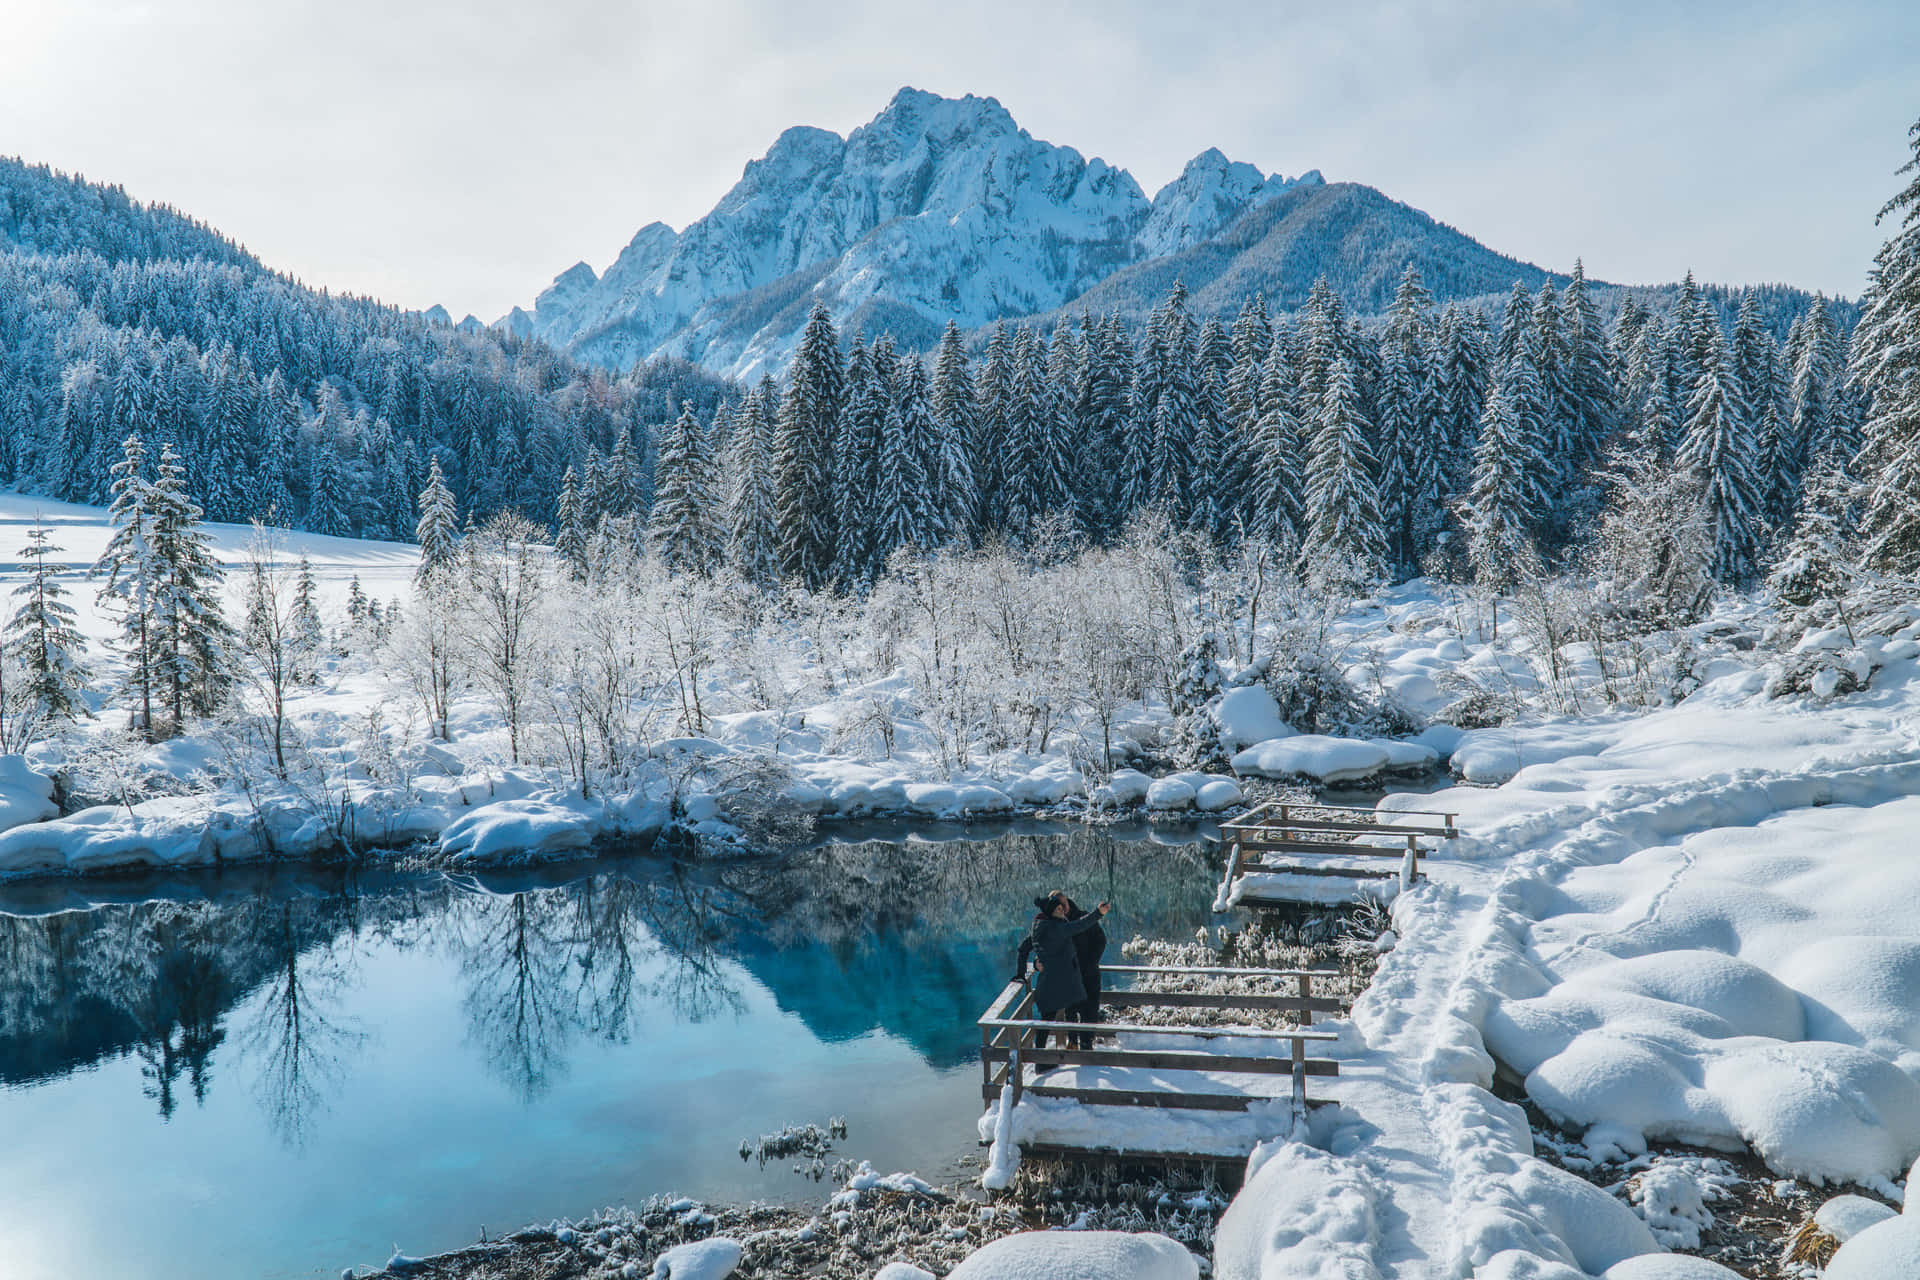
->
(554, 465, 589, 581)
(773, 304, 843, 587)
(648, 401, 723, 573)
(1679, 328, 1766, 584)
(1433, 304, 1490, 494)
(870, 377, 937, 563)
(1464, 380, 1543, 591)
(291, 556, 324, 681)
(4, 523, 89, 734)
(834, 339, 884, 582)
(93, 436, 165, 736)
(1560, 260, 1617, 468)
(727, 385, 781, 586)
(930, 322, 981, 546)
(1857, 117, 1920, 571)
(1245, 330, 1304, 546)
(1304, 355, 1386, 587)
(415, 456, 460, 584)
(307, 448, 348, 538)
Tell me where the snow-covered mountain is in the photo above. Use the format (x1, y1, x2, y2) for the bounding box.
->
(510, 88, 1323, 377)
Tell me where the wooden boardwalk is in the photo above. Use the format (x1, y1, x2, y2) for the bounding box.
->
(977, 964, 1342, 1163)
(1217, 800, 1460, 907)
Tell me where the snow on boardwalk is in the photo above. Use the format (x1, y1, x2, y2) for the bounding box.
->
(1221, 673, 1920, 1278)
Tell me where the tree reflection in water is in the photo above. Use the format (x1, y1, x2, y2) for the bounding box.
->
(0, 827, 1222, 1141)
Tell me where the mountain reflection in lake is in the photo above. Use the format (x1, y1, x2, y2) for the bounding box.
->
(0, 825, 1224, 1280)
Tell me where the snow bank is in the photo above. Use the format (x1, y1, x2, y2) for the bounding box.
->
(0, 755, 57, 834)
(944, 1231, 1196, 1280)
(870, 1265, 935, 1280)
(1213, 1143, 1383, 1280)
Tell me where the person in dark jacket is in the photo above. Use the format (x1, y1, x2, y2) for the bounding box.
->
(1017, 891, 1110, 1049)
(1062, 894, 1106, 1050)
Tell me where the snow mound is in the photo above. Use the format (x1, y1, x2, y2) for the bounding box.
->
(1195, 777, 1243, 812)
(945, 1230, 1196, 1280)
(1825, 1212, 1920, 1279)
(1212, 686, 1292, 750)
(871, 1265, 935, 1280)
(1213, 1142, 1383, 1280)
(1145, 775, 1198, 811)
(1816, 1194, 1898, 1241)
(1231, 735, 1391, 783)
(440, 798, 595, 863)
(0, 755, 57, 834)
(650, 1237, 742, 1279)
(1600, 1256, 1746, 1278)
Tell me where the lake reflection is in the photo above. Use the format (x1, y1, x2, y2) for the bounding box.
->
(0, 826, 1223, 1280)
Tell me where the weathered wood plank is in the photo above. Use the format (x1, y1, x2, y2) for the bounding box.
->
(1100, 964, 1340, 979)
(978, 1016, 1340, 1041)
(983, 1046, 1341, 1077)
(1022, 1085, 1254, 1112)
(1100, 989, 1345, 1014)
(1239, 862, 1401, 880)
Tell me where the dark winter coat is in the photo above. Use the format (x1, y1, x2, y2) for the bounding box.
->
(1026, 910, 1106, 1015)
(1073, 911, 1107, 1003)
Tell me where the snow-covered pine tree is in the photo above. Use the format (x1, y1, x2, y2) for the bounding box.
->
(1304, 354, 1386, 589)
(726, 384, 780, 586)
(1464, 378, 1544, 591)
(1378, 264, 1437, 573)
(1856, 116, 1920, 572)
(307, 447, 349, 538)
(291, 556, 324, 681)
(1768, 463, 1860, 614)
(1622, 316, 1680, 458)
(93, 435, 165, 736)
(1244, 329, 1304, 547)
(1679, 327, 1766, 584)
(1147, 282, 1199, 524)
(415, 456, 460, 584)
(1191, 359, 1229, 539)
(892, 356, 946, 549)
(648, 401, 723, 574)
(772, 304, 844, 588)
(930, 322, 981, 546)
(1494, 281, 1533, 370)
(1529, 282, 1574, 501)
(870, 365, 938, 563)
(1218, 295, 1273, 536)
(554, 465, 589, 581)
(1560, 260, 1617, 468)
(148, 444, 237, 729)
(1000, 326, 1077, 542)
(833, 338, 884, 583)
(4, 523, 89, 735)
(1432, 304, 1490, 495)
(974, 321, 1015, 532)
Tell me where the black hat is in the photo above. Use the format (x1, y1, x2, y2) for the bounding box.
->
(1035, 892, 1062, 913)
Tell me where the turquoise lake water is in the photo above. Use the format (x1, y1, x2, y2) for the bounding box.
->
(0, 823, 1226, 1279)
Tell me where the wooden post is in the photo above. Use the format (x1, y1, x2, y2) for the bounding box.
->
(1009, 1021, 1026, 1112)
(1402, 834, 1418, 892)
(1292, 972, 1311, 1116)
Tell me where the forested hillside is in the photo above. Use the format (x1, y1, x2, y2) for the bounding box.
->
(0, 157, 735, 541)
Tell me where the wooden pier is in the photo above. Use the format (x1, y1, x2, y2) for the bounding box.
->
(1217, 801, 1460, 907)
(976, 964, 1342, 1162)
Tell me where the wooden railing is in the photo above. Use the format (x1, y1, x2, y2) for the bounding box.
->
(977, 964, 1342, 1126)
(1217, 801, 1460, 900)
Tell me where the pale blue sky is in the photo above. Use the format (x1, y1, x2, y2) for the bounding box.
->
(4, 0, 1914, 318)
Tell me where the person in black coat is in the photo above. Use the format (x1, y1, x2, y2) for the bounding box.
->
(1015, 891, 1110, 1049)
(1061, 894, 1106, 1050)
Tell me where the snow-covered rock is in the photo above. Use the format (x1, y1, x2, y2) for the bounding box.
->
(1103, 769, 1152, 805)
(1825, 1212, 1920, 1279)
(1816, 1194, 1899, 1241)
(650, 1236, 742, 1279)
(1231, 735, 1392, 783)
(440, 798, 596, 863)
(1214, 1143, 1382, 1280)
(945, 1230, 1197, 1280)
(1145, 776, 1198, 811)
(1194, 778, 1243, 812)
(1600, 1256, 1746, 1278)
(1210, 686, 1292, 751)
(871, 1265, 935, 1280)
